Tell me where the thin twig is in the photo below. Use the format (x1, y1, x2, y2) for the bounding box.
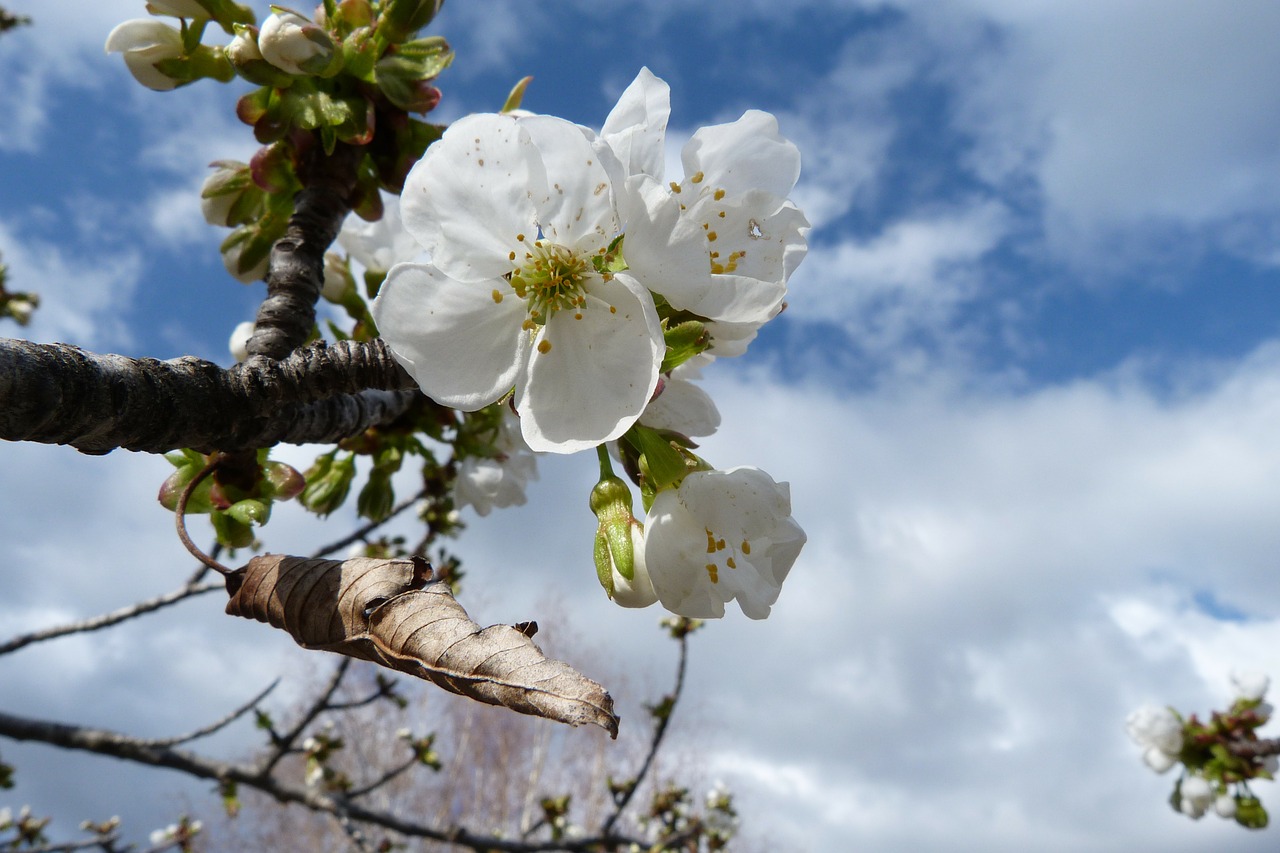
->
(135, 679, 280, 748)
(309, 487, 428, 559)
(601, 633, 690, 835)
(0, 581, 223, 657)
(256, 658, 352, 777)
(345, 754, 419, 799)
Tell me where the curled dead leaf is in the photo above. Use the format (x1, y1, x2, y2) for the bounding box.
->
(225, 554, 618, 737)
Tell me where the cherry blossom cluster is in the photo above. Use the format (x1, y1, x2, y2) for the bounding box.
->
(370, 69, 807, 619)
(1126, 670, 1276, 828)
(106, 2, 806, 621)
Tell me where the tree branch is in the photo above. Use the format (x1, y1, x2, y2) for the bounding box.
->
(0, 709, 652, 852)
(0, 338, 417, 454)
(249, 143, 360, 361)
(0, 580, 223, 657)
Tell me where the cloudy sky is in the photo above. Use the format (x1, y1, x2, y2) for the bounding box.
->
(4, 0, 1280, 849)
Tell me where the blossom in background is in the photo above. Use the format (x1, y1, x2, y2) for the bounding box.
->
(337, 194, 424, 275)
(1125, 704, 1183, 774)
(600, 68, 809, 350)
(372, 112, 663, 453)
(455, 409, 539, 516)
(104, 19, 185, 91)
(1231, 669, 1271, 703)
(228, 320, 255, 362)
(1180, 774, 1215, 819)
(643, 466, 805, 619)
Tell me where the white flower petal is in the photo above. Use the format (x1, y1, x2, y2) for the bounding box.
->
(401, 113, 545, 282)
(641, 369, 721, 437)
(618, 175, 712, 310)
(608, 524, 658, 608)
(682, 110, 801, 200)
(516, 272, 662, 453)
(338, 194, 424, 272)
(520, 115, 620, 251)
(600, 67, 671, 181)
(373, 262, 526, 409)
(105, 19, 184, 91)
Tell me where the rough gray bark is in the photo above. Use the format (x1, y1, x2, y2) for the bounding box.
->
(0, 338, 418, 454)
(249, 142, 361, 360)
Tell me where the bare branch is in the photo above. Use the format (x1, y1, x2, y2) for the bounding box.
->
(256, 659, 353, 777)
(0, 709, 652, 852)
(602, 632, 690, 835)
(0, 338, 417, 454)
(0, 580, 223, 657)
(135, 679, 280, 749)
(345, 754, 419, 799)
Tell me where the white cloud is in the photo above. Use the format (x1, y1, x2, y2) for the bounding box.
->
(908, 0, 1280, 259)
(788, 200, 1009, 360)
(0, 220, 142, 349)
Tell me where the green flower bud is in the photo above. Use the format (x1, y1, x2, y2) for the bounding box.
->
(301, 452, 356, 516)
(590, 474, 656, 608)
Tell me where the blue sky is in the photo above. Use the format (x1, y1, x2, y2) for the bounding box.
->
(5, 0, 1280, 849)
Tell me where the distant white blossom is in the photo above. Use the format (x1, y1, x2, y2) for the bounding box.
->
(455, 410, 539, 516)
(104, 19, 184, 91)
(228, 321, 255, 362)
(1125, 705, 1183, 757)
(1231, 669, 1270, 703)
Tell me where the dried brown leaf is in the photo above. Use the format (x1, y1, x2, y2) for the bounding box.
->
(225, 554, 618, 736)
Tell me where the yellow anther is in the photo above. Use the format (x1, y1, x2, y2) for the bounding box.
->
(707, 231, 718, 242)
(517, 233, 526, 242)
(726, 557, 737, 569)
(690, 171, 705, 184)
(741, 540, 751, 555)
(491, 289, 503, 304)
(574, 312, 583, 320)
(714, 189, 726, 201)
(509, 251, 516, 261)
(537, 340, 552, 354)
(706, 564, 719, 583)
(669, 181, 682, 193)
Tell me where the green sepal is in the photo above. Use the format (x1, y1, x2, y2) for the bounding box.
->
(628, 425, 686, 491)
(226, 498, 270, 526)
(203, 0, 257, 33)
(211, 510, 255, 548)
(501, 76, 533, 113)
(660, 320, 710, 373)
(375, 0, 443, 44)
(341, 25, 379, 81)
(180, 17, 209, 54)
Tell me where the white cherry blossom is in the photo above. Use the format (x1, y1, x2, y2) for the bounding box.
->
(1125, 704, 1184, 756)
(643, 466, 805, 619)
(104, 19, 185, 91)
(455, 409, 539, 516)
(600, 68, 809, 350)
(373, 112, 664, 453)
